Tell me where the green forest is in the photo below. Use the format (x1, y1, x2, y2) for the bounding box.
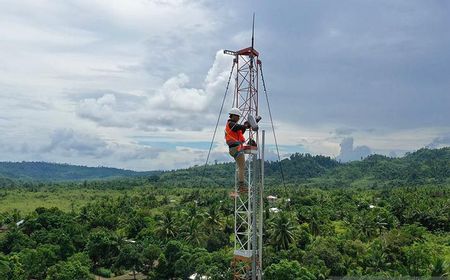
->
(0, 147, 449, 279)
(0, 161, 157, 181)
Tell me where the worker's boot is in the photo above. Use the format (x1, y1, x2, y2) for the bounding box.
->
(238, 181, 248, 194)
(229, 182, 248, 198)
(229, 191, 239, 198)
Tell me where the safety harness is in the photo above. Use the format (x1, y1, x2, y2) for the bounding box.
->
(225, 120, 245, 158)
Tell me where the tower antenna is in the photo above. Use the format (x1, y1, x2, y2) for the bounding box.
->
(251, 13, 255, 50)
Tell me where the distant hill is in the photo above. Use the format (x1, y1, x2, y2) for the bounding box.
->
(0, 161, 157, 181)
(158, 153, 342, 187)
(1, 147, 448, 188)
(158, 147, 450, 188)
(326, 147, 450, 181)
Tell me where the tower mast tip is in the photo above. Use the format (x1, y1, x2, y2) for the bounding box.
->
(251, 13, 255, 49)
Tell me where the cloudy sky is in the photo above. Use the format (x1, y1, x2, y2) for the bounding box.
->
(1, 0, 449, 170)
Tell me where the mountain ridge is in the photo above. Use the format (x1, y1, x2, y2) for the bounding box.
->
(0, 161, 158, 181)
(0, 147, 448, 186)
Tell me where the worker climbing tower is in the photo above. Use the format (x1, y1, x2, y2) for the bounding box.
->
(224, 14, 265, 280)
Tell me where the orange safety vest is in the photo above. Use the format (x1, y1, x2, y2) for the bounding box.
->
(225, 120, 245, 149)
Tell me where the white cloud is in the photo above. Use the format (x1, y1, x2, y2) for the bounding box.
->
(77, 94, 130, 127)
(336, 137, 371, 162)
(427, 133, 450, 149)
(75, 50, 232, 131)
(0, 1, 449, 170)
(0, 0, 232, 170)
(42, 128, 112, 157)
(150, 74, 208, 112)
(0, 127, 196, 170)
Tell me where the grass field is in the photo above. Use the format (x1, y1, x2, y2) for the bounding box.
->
(0, 188, 127, 213)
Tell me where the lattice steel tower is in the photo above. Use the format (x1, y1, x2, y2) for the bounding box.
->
(224, 15, 265, 280)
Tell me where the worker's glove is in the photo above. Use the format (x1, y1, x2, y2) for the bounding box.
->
(244, 121, 251, 128)
(256, 116, 262, 123)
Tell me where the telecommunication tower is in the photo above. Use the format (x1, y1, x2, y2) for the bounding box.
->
(224, 15, 265, 280)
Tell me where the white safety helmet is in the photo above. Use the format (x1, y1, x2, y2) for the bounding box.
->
(229, 107, 242, 117)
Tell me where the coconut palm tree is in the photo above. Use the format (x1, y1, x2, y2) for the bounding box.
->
(182, 218, 206, 247)
(205, 204, 223, 231)
(268, 212, 295, 250)
(156, 211, 177, 240)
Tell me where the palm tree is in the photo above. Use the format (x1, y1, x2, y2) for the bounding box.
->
(298, 207, 321, 236)
(352, 214, 376, 241)
(308, 210, 321, 237)
(205, 205, 223, 231)
(431, 258, 448, 278)
(268, 212, 295, 250)
(156, 211, 177, 240)
(184, 202, 206, 223)
(182, 218, 206, 247)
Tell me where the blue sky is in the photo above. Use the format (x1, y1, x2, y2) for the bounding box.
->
(0, 0, 449, 170)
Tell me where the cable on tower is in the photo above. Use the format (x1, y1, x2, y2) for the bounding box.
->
(199, 62, 235, 187)
(259, 63, 287, 193)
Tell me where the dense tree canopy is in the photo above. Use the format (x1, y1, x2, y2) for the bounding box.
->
(0, 147, 449, 278)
